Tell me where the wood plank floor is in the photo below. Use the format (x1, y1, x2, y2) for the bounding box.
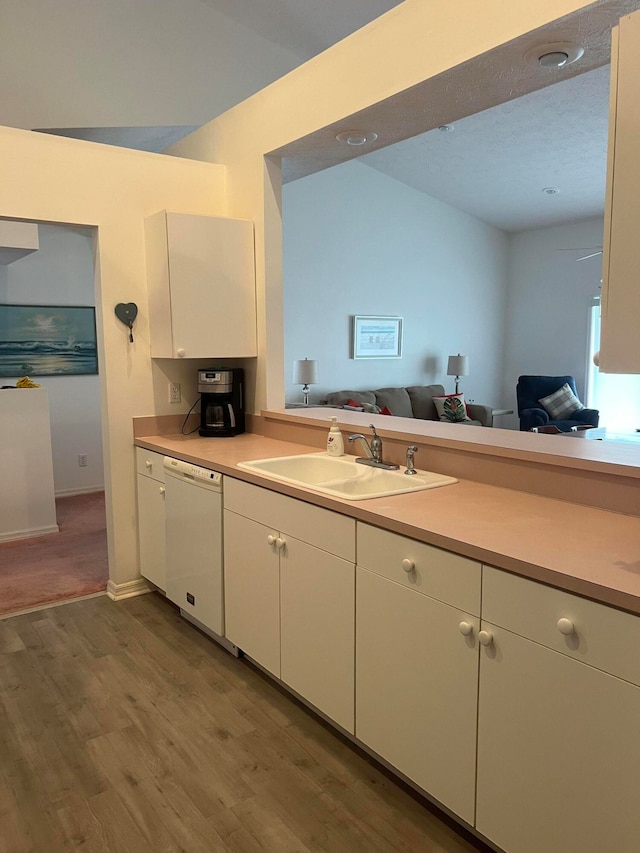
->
(0, 593, 493, 853)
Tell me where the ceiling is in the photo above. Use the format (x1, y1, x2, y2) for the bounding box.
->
(197, 0, 405, 58)
(15, 1, 639, 232)
(360, 64, 611, 232)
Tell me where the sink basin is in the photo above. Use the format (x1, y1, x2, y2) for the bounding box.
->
(239, 453, 358, 484)
(237, 453, 457, 500)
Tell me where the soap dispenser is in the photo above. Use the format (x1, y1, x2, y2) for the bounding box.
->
(327, 417, 344, 457)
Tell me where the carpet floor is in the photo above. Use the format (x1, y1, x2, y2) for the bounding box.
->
(0, 491, 108, 618)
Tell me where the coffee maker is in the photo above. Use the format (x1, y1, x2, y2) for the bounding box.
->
(198, 368, 245, 437)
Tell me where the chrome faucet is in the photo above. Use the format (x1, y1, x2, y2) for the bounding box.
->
(348, 425, 400, 470)
(348, 432, 374, 459)
(369, 424, 383, 463)
(405, 445, 418, 475)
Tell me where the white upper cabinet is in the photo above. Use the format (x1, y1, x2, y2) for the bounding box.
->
(601, 11, 640, 373)
(145, 211, 257, 359)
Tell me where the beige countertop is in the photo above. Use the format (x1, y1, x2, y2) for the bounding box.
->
(135, 431, 640, 616)
(264, 407, 640, 479)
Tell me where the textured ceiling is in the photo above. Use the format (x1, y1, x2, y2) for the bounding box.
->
(274, 0, 640, 231)
(360, 65, 611, 232)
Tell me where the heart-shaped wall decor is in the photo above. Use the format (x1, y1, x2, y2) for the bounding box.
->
(115, 302, 138, 327)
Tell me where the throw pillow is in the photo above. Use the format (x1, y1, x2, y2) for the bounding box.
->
(379, 405, 392, 415)
(433, 393, 473, 423)
(538, 383, 585, 419)
(325, 390, 377, 408)
(345, 399, 381, 413)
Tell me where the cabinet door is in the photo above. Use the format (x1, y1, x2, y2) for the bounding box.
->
(136, 473, 166, 590)
(356, 567, 479, 824)
(601, 12, 640, 372)
(476, 625, 640, 853)
(280, 536, 355, 733)
(146, 212, 257, 359)
(223, 509, 280, 677)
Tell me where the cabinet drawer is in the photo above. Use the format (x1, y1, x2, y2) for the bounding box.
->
(483, 566, 640, 686)
(357, 523, 481, 615)
(224, 477, 355, 561)
(136, 447, 166, 481)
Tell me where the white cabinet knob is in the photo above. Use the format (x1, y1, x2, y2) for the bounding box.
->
(145, 460, 152, 469)
(267, 534, 277, 546)
(478, 630, 494, 647)
(176, 348, 186, 358)
(458, 621, 474, 637)
(557, 617, 575, 636)
(401, 558, 415, 573)
(159, 486, 165, 495)
(276, 537, 286, 550)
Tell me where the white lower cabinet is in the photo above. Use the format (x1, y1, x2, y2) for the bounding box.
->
(280, 538, 354, 732)
(355, 523, 481, 825)
(223, 478, 355, 731)
(476, 566, 640, 853)
(135, 448, 166, 590)
(223, 509, 280, 676)
(156, 466, 640, 853)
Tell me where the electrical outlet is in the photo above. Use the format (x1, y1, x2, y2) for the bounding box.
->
(168, 382, 181, 404)
(78, 453, 88, 467)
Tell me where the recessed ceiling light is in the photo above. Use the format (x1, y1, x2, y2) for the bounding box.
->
(523, 41, 585, 68)
(542, 187, 560, 195)
(438, 124, 454, 133)
(539, 51, 569, 68)
(335, 130, 378, 146)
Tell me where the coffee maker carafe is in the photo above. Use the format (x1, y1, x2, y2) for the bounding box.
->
(198, 368, 245, 437)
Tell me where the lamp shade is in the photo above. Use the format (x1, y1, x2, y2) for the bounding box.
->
(293, 358, 318, 385)
(447, 354, 469, 377)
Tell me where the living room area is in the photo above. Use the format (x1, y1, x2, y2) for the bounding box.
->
(282, 65, 639, 445)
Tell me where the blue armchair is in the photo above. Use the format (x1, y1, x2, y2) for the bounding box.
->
(516, 375, 599, 432)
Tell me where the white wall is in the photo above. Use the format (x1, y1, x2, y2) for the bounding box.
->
(0, 126, 227, 588)
(283, 161, 509, 408)
(2, 223, 103, 496)
(0, 0, 601, 586)
(284, 164, 606, 426)
(170, 0, 598, 412)
(503, 216, 604, 419)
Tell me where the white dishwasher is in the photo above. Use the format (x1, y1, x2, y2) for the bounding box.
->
(163, 456, 229, 643)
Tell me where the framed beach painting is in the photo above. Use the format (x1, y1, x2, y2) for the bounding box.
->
(0, 305, 98, 377)
(352, 315, 403, 359)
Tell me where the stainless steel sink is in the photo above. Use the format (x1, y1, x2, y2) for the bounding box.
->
(237, 453, 457, 500)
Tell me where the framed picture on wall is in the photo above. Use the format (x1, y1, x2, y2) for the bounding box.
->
(352, 315, 403, 359)
(0, 304, 98, 377)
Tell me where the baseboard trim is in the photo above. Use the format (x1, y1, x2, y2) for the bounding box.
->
(0, 524, 59, 543)
(55, 486, 105, 498)
(106, 578, 152, 601)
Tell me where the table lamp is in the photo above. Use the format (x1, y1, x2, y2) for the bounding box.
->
(447, 354, 469, 394)
(293, 358, 318, 405)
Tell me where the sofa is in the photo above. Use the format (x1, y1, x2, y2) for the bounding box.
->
(324, 385, 493, 427)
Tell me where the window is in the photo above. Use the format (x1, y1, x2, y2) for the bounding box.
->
(587, 298, 640, 432)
